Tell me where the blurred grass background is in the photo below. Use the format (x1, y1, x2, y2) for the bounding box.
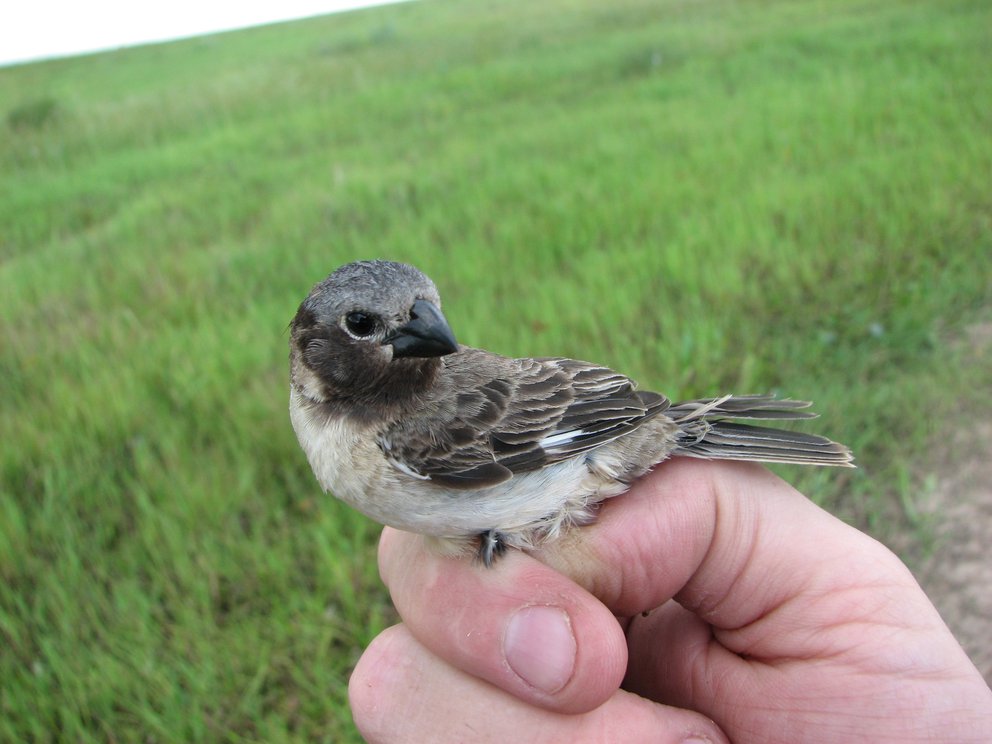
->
(2, 0, 990, 739)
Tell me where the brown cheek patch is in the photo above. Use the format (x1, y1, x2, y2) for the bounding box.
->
(292, 305, 318, 331)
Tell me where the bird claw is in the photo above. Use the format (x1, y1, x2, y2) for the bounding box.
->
(477, 529, 507, 567)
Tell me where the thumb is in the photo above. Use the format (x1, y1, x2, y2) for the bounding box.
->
(378, 527, 629, 714)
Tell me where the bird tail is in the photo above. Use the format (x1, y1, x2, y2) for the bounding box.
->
(669, 394, 854, 467)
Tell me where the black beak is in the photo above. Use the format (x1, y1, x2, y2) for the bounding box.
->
(385, 299, 458, 358)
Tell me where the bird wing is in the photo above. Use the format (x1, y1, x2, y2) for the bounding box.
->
(378, 349, 670, 489)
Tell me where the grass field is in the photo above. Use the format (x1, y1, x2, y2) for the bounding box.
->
(2, 0, 991, 739)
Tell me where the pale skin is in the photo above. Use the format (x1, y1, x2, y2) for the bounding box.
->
(349, 459, 992, 743)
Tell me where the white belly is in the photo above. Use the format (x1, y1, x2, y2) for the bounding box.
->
(290, 388, 632, 547)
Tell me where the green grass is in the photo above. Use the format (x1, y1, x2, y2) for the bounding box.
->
(2, 0, 991, 739)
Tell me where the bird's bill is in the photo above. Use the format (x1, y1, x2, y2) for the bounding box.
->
(385, 299, 458, 358)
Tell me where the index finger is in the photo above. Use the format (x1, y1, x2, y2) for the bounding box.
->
(539, 457, 934, 640)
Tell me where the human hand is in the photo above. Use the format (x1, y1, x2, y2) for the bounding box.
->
(350, 458, 992, 743)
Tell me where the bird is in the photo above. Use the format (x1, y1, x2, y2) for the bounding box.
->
(289, 260, 854, 566)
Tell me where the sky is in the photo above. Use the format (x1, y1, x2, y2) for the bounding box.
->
(0, 0, 409, 67)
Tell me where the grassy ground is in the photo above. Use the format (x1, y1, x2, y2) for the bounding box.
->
(2, 0, 990, 739)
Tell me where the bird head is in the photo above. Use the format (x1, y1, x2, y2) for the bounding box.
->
(290, 260, 458, 405)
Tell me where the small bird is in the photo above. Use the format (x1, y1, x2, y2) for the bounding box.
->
(289, 260, 853, 566)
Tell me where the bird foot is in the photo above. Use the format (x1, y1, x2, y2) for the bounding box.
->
(477, 529, 507, 568)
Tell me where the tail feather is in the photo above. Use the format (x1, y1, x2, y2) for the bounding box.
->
(670, 395, 855, 468)
(671, 394, 818, 421)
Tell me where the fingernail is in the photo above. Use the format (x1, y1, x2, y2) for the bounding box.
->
(503, 605, 576, 694)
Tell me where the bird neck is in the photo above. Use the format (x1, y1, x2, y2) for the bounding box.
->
(319, 356, 443, 425)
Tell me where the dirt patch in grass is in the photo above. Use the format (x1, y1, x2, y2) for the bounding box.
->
(913, 423, 992, 684)
(904, 321, 992, 685)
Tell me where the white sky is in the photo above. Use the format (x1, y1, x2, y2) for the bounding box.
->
(0, 1, 410, 67)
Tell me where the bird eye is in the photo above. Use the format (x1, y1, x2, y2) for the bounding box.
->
(344, 311, 378, 338)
